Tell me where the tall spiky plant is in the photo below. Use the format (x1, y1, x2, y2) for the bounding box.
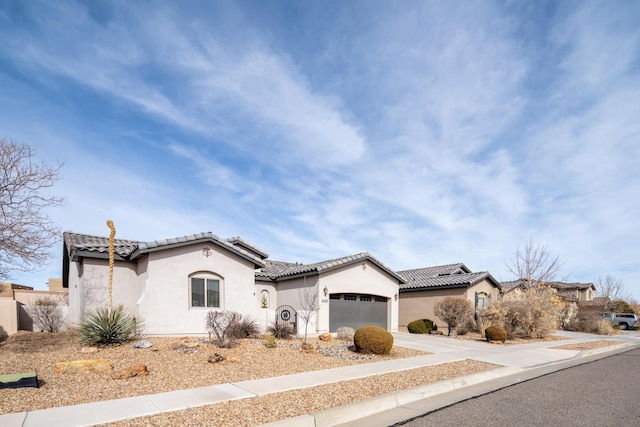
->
(78, 305, 137, 346)
(106, 220, 116, 309)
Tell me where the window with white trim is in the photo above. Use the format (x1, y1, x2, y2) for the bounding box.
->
(190, 273, 222, 308)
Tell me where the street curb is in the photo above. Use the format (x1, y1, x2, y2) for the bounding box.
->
(261, 343, 639, 427)
(260, 366, 524, 427)
(576, 341, 634, 358)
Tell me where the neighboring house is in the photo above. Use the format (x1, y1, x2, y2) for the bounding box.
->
(63, 231, 404, 335)
(501, 280, 595, 302)
(397, 263, 502, 331)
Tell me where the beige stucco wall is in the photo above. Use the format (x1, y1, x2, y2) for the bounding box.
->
(399, 279, 500, 330)
(0, 298, 18, 337)
(319, 260, 400, 333)
(137, 243, 260, 335)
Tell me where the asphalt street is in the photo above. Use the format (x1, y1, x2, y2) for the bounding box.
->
(395, 347, 640, 427)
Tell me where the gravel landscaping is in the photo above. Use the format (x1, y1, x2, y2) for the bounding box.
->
(0, 330, 493, 420)
(551, 340, 626, 351)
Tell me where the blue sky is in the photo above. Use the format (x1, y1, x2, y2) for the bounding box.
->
(1, 1, 639, 298)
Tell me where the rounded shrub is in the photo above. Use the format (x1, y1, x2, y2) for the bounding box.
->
(485, 326, 507, 343)
(353, 325, 394, 355)
(407, 319, 437, 334)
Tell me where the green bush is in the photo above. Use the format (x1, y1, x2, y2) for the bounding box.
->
(485, 326, 507, 343)
(353, 325, 393, 355)
(266, 321, 295, 339)
(264, 335, 277, 348)
(407, 319, 437, 334)
(78, 305, 137, 346)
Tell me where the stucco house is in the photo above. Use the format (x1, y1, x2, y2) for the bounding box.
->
(501, 280, 595, 302)
(63, 231, 404, 336)
(397, 263, 502, 331)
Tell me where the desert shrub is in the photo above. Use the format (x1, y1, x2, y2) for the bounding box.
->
(228, 316, 260, 339)
(558, 302, 579, 330)
(206, 310, 242, 348)
(407, 319, 428, 334)
(266, 321, 295, 340)
(78, 305, 137, 346)
(485, 326, 507, 343)
(456, 318, 475, 335)
(336, 326, 355, 341)
(407, 318, 437, 334)
(479, 287, 562, 339)
(353, 325, 393, 355)
(434, 297, 474, 336)
(476, 317, 492, 338)
(28, 296, 66, 333)
(264, 335, 277, 348)
(595, 319, 616, 335)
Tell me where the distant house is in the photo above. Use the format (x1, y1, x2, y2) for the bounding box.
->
(397, 263, 502, 331)
(63, 231, 404, 335)
(501, 280, 595, 302)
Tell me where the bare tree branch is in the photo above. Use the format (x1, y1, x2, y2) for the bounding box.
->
(594, 275, 630, 315)
(298, 287, 319, 344)
(506, 238, 564, 289)
(0, 139, 64, 281)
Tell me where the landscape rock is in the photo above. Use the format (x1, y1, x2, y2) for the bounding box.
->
(133, 340, 153, 349)
(208, 353, 225, 363)
(111, 365, 149, 380)
(430, 330, 444, 335)
(55, 359, 113, 374)
(318, 333, 332, 342)
(80, 346, 99, 354)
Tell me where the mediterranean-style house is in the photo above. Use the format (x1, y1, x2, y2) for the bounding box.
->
(63, 231, 405, 336)
(501, 279, 596, 302)
(397, 263, 502, 331)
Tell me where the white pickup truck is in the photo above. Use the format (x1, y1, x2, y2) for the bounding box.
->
(603, 313, 640, 330)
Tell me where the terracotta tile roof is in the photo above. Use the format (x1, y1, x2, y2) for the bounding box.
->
(256, 252, 406, 283)
(63, 232, 140, 257)
(63, 231, 265, 267)
(501, 279, 595, 293)
(397, 264, 500, 291)
(226, 236, 269, 259)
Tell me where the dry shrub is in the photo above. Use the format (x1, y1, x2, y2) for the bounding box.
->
(434, 297, 474, 336)
(478, 286, 562, 339)
(28, 296, 66, 333)
(205, 310, 242, 348)
(336, 326, 355, 341)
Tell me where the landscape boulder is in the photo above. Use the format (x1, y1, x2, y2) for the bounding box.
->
(133, 340, 153, 349)
(111, 365, 149, 380)
(55, 359, 113, 374)
(318, 333, 332, 342)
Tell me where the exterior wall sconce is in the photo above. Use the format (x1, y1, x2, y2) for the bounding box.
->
(202, 247, 212, 257)
(394, 293, 399, 301)
(323, 286, 329, 297)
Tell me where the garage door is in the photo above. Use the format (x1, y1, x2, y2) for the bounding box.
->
(329, 293, 388, 332)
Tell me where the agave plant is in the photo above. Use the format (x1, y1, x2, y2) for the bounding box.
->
(78, 305, 137, 346)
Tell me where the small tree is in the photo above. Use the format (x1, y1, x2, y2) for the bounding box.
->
(594, 275, 630, 315)
(205, 310, 242, 348)
(0, 139, 64, 281)
(28, 296, 66, 332)
(298, 287, 319, 344)
(506, 238, 564, 289)
(434, 297, 474, 336)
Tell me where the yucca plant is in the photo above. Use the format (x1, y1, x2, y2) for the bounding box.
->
(78, 305, 137, 346)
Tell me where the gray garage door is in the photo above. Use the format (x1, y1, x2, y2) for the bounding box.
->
(329, 293, 388, 332)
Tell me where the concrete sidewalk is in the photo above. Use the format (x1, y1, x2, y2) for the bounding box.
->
(2, 331, 639, 427)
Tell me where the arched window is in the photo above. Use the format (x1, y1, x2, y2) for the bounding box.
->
(189, 272, 223, 308)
